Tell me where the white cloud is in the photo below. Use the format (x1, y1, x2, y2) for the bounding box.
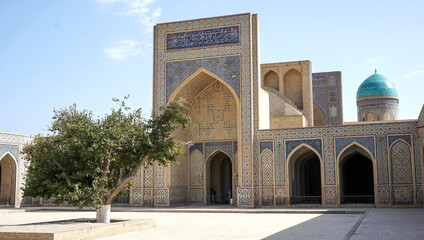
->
(97, 0, 161, 60)
(97, 0, 161, 32)
(103, 40, 141, 61)
(403, 70, 424, 79)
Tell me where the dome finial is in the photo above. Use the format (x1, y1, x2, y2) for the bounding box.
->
(375, 68, 377, 74)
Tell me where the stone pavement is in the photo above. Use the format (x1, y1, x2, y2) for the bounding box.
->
(0, 206, 423, 239)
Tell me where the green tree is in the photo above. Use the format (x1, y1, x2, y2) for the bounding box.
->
(22, 97, 189, 223)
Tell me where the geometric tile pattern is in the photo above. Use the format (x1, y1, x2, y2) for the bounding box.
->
(0, 144, 19, 163)
(286, 139, 322, 159)
(390, 140, 412, 184)
(237, 187, 252, 205)
(143, 165, 152, 188)
(143, 189, 153, 206)
(261, 149, 274, 186)
(260, 141, 273, 153)
(275, 187, 287, 205)
(258, 122, 419, 190)
(148, 13, 423, 208)
(190, 149, 203, 186)
(378, 186, 390, 204)
(324, 186, 336, 205)
(131, 189, 142, 204)
(262, 187, 274, 206)
(392, 186, 413, 204)
(155, 188, 169, 206)
(312, 72, 343, 126)
(190, 81, 237, 141)
(166, 56, 241, 101)
(189, 188, 204, 203)
(376, 133, 389, 184)
(388, 135, 412, 146)
(335, 136, 375, 159)
(154, 14, 254, 196)
(205, 141, 233, 160)
(274, 143, 285, 186)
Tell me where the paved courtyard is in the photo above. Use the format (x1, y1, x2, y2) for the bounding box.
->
(1, 207, 423, 239)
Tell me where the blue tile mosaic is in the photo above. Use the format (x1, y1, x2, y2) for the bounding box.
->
(189, 143, 203, 154)
(285, 139, 322, 158)
(388, 135, 411, 146)
(204, 141, 233, 160)
(166, 26, 240, 51)
(0, 144, 19, 163)
(335, 137, 375, 158)
(259, 141, 273, 154)
(166, 56, 240, 102)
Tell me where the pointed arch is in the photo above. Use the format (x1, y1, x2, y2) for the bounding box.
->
(263, 70, 279, 91)
(313, 104, 324, 126)
(337, 142, 375, 204)
(337, 142, 374, 164)
(287, 143, 323, 163)
(287, 144, 322, 205)
(206, 149, 232, 164)
(205, 150, 233, 204)
(168, 67, 240, 104)
(0, 152, 18, 206)
(283, 69, 303, 110)
(0, 151, 18, 167)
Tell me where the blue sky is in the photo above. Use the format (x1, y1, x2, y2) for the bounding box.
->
(1, 0, 423, 136)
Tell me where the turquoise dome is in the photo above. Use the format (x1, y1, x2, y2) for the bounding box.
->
(356, 73, 398, 100)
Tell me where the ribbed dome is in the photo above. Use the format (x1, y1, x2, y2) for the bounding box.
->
(356, 73, 398, 100)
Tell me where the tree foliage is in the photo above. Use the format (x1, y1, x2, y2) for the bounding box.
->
(22, 97, 189, 208)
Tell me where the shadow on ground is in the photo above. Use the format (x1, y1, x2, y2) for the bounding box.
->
(263, 213, 363, 240)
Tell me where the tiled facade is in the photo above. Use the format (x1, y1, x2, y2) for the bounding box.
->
(3, 13, 423, 209)
(137, 13, 424, 208)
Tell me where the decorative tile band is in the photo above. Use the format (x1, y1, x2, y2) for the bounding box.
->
(259, 141, 273, 154)
(204, 141, 233, 160)
(166, 55, 241, 102)
(285, 139, 322, 158)
(388, 134, 411, 146)
(335, 136, 375, 159)
(0, 144, 20, 163)
(166, 26, 240, 51)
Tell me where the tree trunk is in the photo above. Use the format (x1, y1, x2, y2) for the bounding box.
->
(96, 205, 111, 223)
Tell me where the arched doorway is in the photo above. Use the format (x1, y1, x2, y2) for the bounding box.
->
(167, 68, 239, 206)
(289, 146, 322, 205)
(0, 153, 17, 206)
(207, 151, 232, 204)
(339, 144, 374, 204)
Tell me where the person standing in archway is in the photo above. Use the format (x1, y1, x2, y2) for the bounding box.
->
(227, 190, 232, 205)
(210, 188, 216, 204)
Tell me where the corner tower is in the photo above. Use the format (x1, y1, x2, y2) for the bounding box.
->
(356, 70, 399, 121)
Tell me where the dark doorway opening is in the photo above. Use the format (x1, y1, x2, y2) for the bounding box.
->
(341, 152, 374, 204)
(290, 148, 322, 204)
(209, 152, 232, 204)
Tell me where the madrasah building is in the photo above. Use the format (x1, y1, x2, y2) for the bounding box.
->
(1, 13, 424, 208)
